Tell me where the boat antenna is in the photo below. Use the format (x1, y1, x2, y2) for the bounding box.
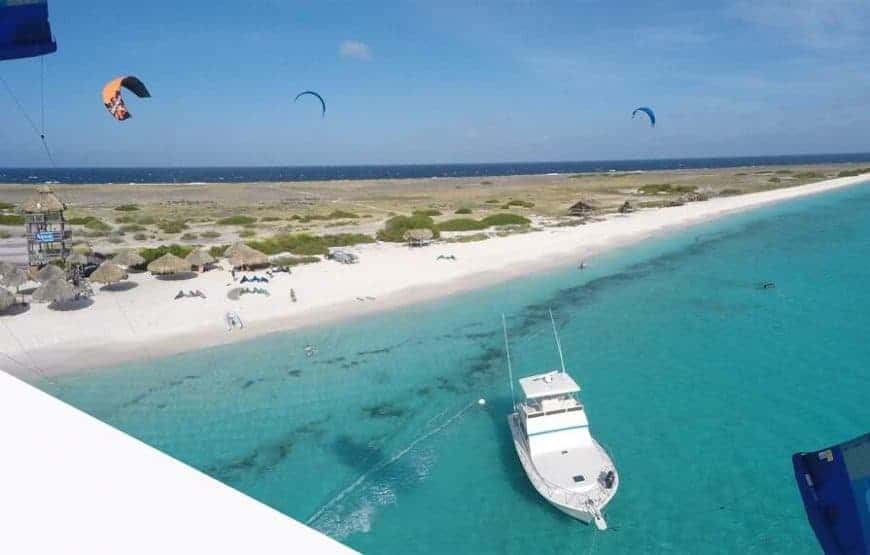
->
(549, 308, 567, 374)
(502, 313, 516, 409)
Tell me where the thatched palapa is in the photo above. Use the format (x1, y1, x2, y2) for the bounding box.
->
(32, 278, 76, 304)
(0, 288, 15, 312)
(22, 185, 65, 213)
(226, 243, 268, 269)
(112, 249, 145, 268)
(147, 253, 192, 275)
(568, 200, 596, 216)
(185, 249, 215, 270)
(90, 262, 128, 285)
(35, 264, 65, 283)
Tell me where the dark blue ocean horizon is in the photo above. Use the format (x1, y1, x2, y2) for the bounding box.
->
(2, 152, 870, 185)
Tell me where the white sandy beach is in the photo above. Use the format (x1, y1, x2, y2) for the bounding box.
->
(2, 173, 868, 379)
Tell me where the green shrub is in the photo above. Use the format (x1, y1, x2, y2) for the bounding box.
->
(719, 188, 742, 197)
(481, 213, 530, 226)
(137, 215, 157, 225)
(108, 236, 125, 244)
(0, 202, 15, 210)
(157, 219, 188, 234)
(837, 167, 870, 178)
(200, 230, 221, 239)
(260, 216, 282, 222)
(68, 216, 111, 232)
(0, 214, 24, 225)
(217, 215, 256, 226)
(501, 200, 535, 209)
(294, 210, 360, 223)
(794, 171, 822, 179)
(413, 209, 441, 217)
(115, 215, 134, 224)
(480, 180, 493, 185)
(120, 223, 145, 232)
(638, 183, 697, 195)
(484, 199, 500, 204)
(437, 218, 487, 232)
(138, 244, 193, 264)
(271, 255, 321, 267)
(0, 230, 10, 239)
(376, 214, 439, 242)
(768, 177, 781, 183)
(133, 232, 147, 241)
(775, 170, 793, 175)
(114, 204, 140, 211)
(181, 232, 198, 241)
(246, 233, 375, 256)
(238, 229, 256, 238)
(454, 207, 472, 214)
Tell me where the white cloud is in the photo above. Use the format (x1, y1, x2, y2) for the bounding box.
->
(339, 40, 373, 61)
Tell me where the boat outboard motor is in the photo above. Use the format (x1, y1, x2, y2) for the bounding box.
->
(603, 470, 615, 489)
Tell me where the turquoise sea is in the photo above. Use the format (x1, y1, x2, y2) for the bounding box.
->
(35, 183, 870, 553)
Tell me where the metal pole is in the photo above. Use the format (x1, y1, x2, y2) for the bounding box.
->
(502, 313, 516, 409)
(549, 308, 567, 374)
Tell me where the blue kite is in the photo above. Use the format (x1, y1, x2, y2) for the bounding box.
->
(0, 0, 57, 61)
(793, 432, 870, 554)
(294, 90, 326, 118)
(632, 106, 656, 127)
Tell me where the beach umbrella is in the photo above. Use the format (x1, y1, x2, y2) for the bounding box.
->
(0, 267, 29, 291)
(112, 249, 145, 268)
(0, 288, 15, 312)
(226, 243, 268, 269)
(185, 249, 215, 270)
(147, 253, 191, 275)
(66, 252, 89, 266)
(32, 278, 76, 304)
(35, 264, 65, 283)
(89, 262, 128, 285)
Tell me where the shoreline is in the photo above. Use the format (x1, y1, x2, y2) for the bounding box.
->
(3, 173, 868, 379)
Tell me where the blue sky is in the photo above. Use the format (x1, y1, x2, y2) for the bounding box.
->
(1, 0, 868, 167)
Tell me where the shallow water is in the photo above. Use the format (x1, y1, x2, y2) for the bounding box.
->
(37, 182, 870, 553)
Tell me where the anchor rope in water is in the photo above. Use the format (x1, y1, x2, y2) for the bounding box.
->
(306, 399, 476, 526)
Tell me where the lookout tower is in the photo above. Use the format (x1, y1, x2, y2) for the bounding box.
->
(23, 185, 71, 268)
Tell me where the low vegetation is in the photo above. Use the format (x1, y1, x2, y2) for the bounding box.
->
(181, 232, 198, 241)
(0, 214, 24, 225)
(260, 216, 282, 222)
(376, 213, 440, 242)
(200, 230, 221, 239)
(0, 230, 10, 239)
(246, 232, 375, 256)
(120, 223, 145, 233)
(437, 213, 531, 232)
(68, 216, 112, 232)
(157, 219, 188, 234)
(138, 244, 193, 264)
(271, 255, 321, 267)
(0, 202, 15, 210)
(413, 209, 441, 217)
(638, 183, 698, 195)
(768, 177, 781, 183)
(238, 229, 256, 238)
(837, 167, 870, 178)
(114, 204, 140, 211)
(217, 215, 257, 226)
(794, 171, 822, 179)
(454, 207, 472, 214)
(137, 215, 157, 225)
(719, 188, 742, 196)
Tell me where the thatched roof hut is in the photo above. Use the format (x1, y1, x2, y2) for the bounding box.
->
(22, 185, 65, 213)
(112, 249, 145, 268)
(0, 261, 17, 281)
(568, 200, 596, 216)
(1, 267, 28, 290)
(35, 264, 65, 282)
(32, 278, 76, 304)
(404, 228, 433, 246)
(90, 262, 128, 285)
(185, 249, 215, 270)
(0, 288, 15, 312)
(66, 252, 89, 266)
(147, 253, 191, 275)
(226, 243, 268, 269)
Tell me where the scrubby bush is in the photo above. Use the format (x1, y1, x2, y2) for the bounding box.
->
(246, 232, 374, 255)
(376, 214, 439, 242)
(138, 244, 193, 264)
(260, 216, 282, 222)
(200, 230, 221, 239)
(0, 202, 15, 210)
(454, 207, 472, 214)
(437, 218, 487, 232)
(794, 171, 822, 179)
(481, 213, 530, 226)
(133, 232, 147, 241)
(501, 200, 535, 209)
(238, 229, 256, 238)
(271, 255, 321, 267)
(137, 215, 157, 225)
(0, 214, 24, 225)
(638, 183, 697, 194)
(217, 215, 257, 226)
(209, 244, 228, 258)
(768, 177, 781, 183)
(181, 232, 198, 241)
(413, 209, 441, 217)
(837, 167, 870, 178)
(157, 219, 188, 234)
(114, 204, 140, 211)
(68, 216, 111, 232)
(120, 223, 145, 232)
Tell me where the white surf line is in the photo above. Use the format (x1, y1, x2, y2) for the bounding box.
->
(306, 400, 476, 526)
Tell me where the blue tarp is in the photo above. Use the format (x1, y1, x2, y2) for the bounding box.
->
(0, 1, 57, 61)
(793, 433, 870, 554)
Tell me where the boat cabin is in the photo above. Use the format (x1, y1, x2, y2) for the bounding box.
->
(517, 371, 592, 457)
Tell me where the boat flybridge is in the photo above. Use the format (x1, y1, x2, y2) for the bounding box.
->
(504, 311, 618, 530)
